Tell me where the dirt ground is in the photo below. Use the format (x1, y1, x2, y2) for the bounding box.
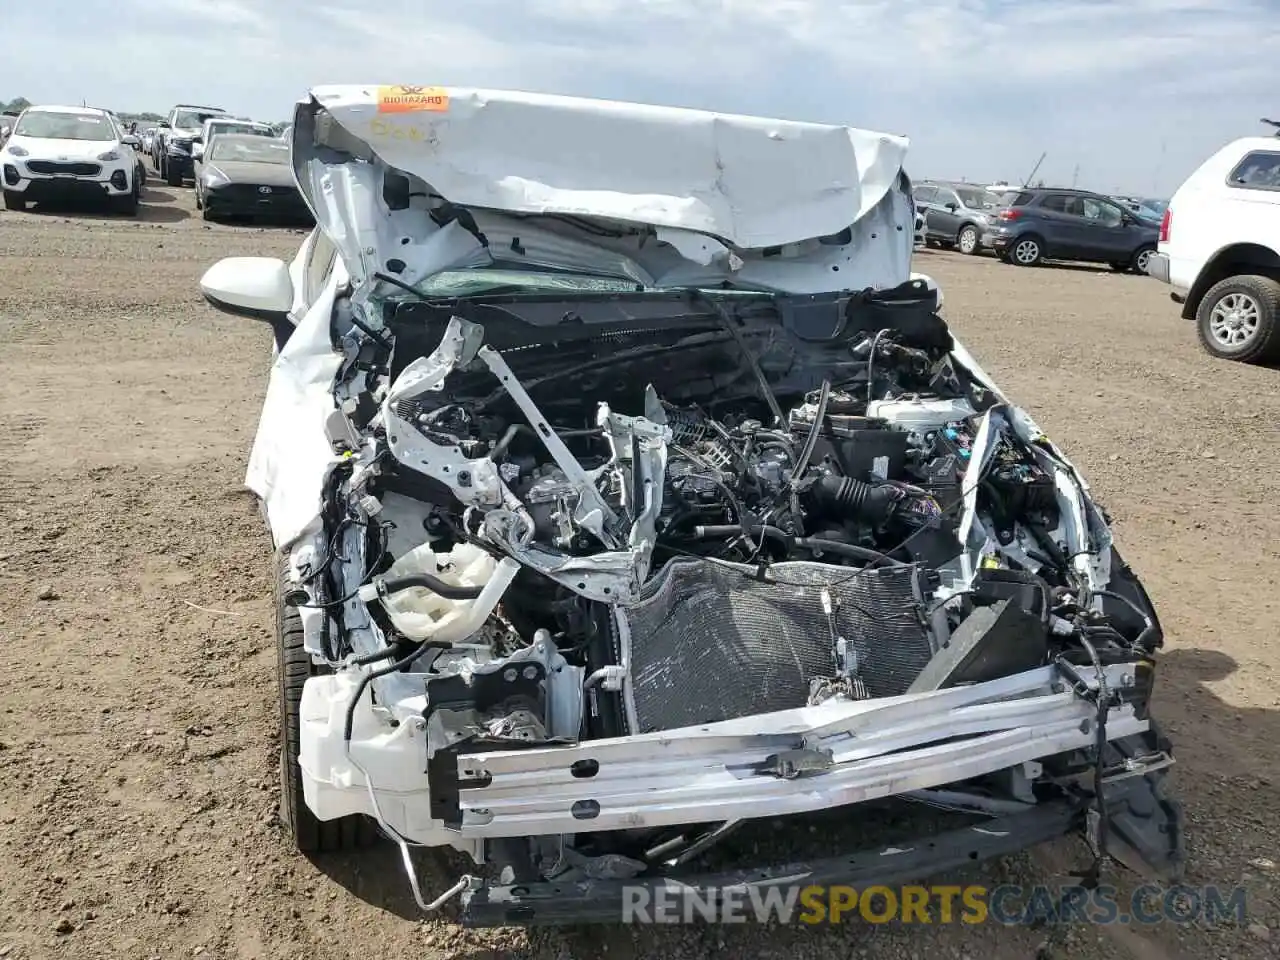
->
(0, 182, 1277, 960)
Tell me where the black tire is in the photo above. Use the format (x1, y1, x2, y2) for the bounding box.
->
(165, 161, 182, 187)
(275, 556, 377, 852)
(113, 191, 138, 217)
(957, 224, 981, 255)
(2, 190, 26, 211)
(1009, 234, 1043, 266)
(1195, 274, 1280, 364)
(1130, 244, 1155, 276)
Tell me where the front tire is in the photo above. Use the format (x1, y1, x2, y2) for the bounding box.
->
(1195, 275, 1280, 364)
(2, 190, 26, 211)
(113, 191, 138, 217)
(275, 557, 376, 853)
(957, 224, 980, 255)
(1010, 235, 1043, 266)
(165, 159, 182, 187)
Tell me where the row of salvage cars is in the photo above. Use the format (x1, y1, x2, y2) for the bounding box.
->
(200, 86, 1183, 925)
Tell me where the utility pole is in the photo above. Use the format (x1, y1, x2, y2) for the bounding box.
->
(1072, 164, 1080, 188)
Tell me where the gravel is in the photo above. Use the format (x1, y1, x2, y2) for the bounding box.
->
(0, 189, 1277, 959)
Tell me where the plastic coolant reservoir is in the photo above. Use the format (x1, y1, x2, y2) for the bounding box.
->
(367, 542, 497, 641)
(866, 398, 975, 433)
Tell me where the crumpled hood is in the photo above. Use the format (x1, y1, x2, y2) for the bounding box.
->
(289, 85, 917, 298)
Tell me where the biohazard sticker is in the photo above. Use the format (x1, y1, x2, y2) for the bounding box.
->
(377, 86, 450, 113)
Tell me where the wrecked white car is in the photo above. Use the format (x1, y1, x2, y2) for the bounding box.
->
(200, 85, 1182, 924)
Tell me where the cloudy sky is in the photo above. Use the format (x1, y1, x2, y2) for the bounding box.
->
(3, 0, 1278, 196)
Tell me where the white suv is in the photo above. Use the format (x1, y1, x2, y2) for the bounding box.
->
(1147, 135, 1280, 363)
(1, 104, 143, 215)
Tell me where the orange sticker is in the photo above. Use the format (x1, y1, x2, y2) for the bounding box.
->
(377, 85, 450, 113)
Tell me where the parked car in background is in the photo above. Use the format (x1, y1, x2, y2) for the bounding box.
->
(154, 104, 228, 186)
(1146, 137, 1280, 363)
(984, 188, 1159, 272)
(912, 181, 1004, 254)
(194, 133, 312, 224)
(0, 114, 21, 146)
(192, 118, 275, 162)
(1, 104, 142, 214)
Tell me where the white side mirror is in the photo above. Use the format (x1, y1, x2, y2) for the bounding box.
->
(200, 257, 293, 319)
(192, 142, 204, 158)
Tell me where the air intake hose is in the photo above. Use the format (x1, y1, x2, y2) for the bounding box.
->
(809, 475, 901, 525)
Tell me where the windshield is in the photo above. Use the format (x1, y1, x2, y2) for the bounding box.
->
(209, 138, 291, 163)
(956, 188, 1002, 210)
(175, 110, 222, 130)
(13, 111, 115, 142)
(209, 122, 271, 138)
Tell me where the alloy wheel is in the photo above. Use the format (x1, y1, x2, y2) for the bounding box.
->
(1208, 293, 1261, 348)
(1013, 239, 1040, 264)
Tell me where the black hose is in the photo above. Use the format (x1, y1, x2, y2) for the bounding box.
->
(378, 573, 485, 600)
(795, 537, 900, 565)
(810, 475, 900, 525)
(489, 423, 602, 461)
(343, 644, 428, 743)
(1092, 588, 1158, 650)
(789, 380, 830, 484)
(489, 423, 534, 462)
(692, 523, 904, 567)
(350, 646, 403, 666)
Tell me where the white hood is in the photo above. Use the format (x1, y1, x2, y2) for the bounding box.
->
(6, 136, 113, 160)
(290, 85, 917, 299)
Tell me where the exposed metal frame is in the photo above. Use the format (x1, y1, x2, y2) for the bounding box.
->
(459, 800, 1085, 926)
(455, 663, 1145, 837)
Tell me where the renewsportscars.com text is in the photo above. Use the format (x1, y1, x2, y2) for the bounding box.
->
(621, 883, 1248, 925)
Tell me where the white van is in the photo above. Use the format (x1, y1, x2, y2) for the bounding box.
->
(1147, 135, 1280, 363)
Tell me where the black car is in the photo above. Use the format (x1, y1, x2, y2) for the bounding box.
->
(194, 135, 312, 224)
(155, 103, 228, 186)
(983, 188, 1160, 272)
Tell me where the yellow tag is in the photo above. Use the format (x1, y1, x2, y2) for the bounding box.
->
(377, 85, 450, 113)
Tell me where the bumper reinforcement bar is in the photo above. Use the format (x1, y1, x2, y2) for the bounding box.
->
(459, 800, 1084, 926)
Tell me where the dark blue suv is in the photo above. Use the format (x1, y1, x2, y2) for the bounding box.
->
(984, 188, 1161, 273)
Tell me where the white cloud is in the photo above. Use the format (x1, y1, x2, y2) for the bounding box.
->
(3, 0, 1279, 193)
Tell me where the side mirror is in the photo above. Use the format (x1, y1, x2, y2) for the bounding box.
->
(200, 257, 294, 324)
(192, 142, 204, 159)
(121, 135, 141, 148)
(158, 120, 171, 129)
(945, 202, 959, 212)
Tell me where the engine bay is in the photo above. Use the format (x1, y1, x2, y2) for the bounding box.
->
(287, 277, 1164, 868)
